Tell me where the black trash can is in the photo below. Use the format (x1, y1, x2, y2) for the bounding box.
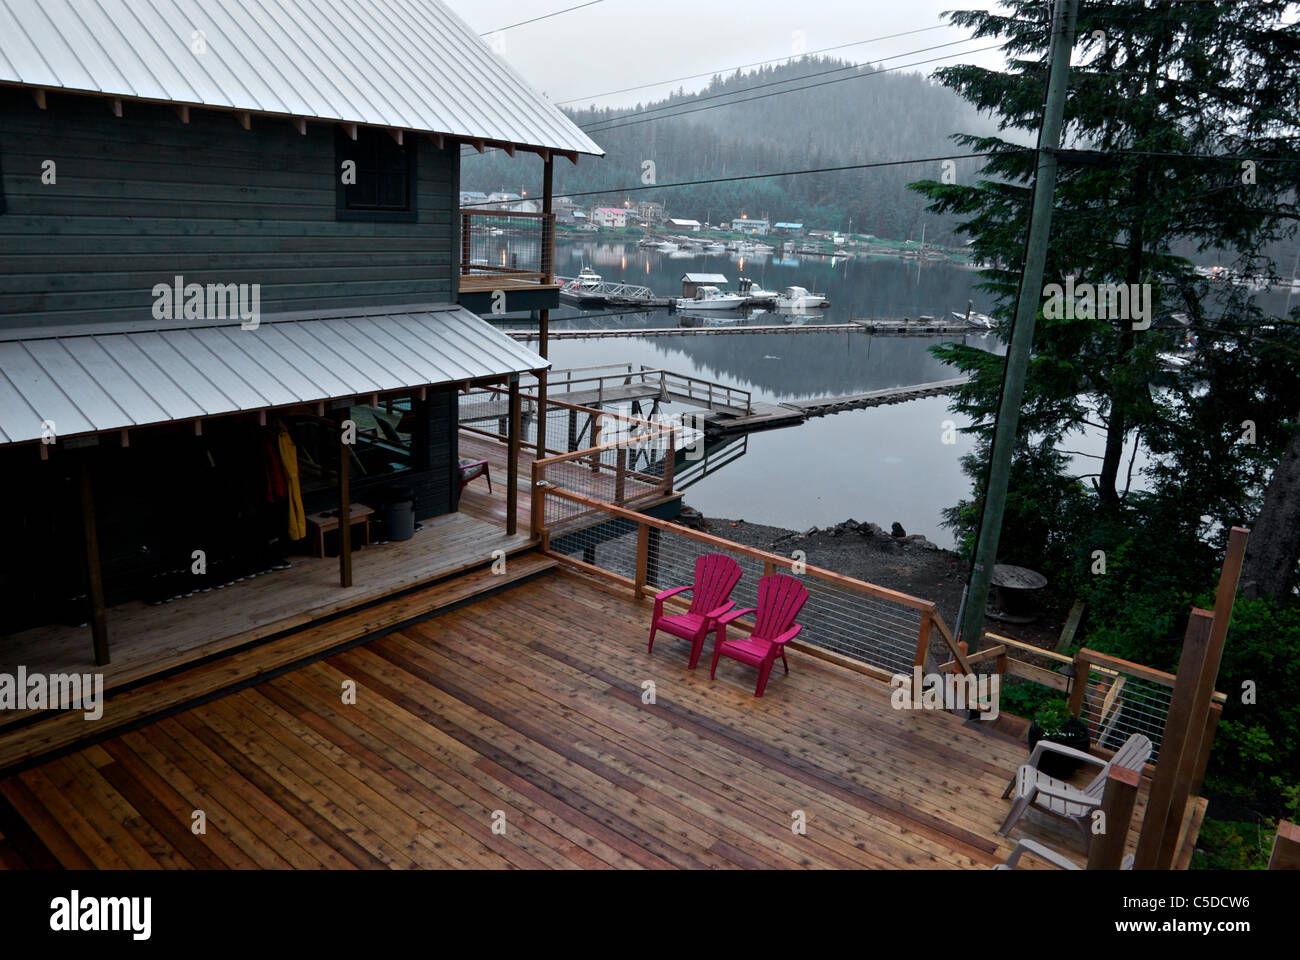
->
(377, 486, 416, 542)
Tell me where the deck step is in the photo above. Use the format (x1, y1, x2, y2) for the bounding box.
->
(0, 552, 557, 774)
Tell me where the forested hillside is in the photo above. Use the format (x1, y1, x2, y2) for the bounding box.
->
(463, 57, 1001, 243)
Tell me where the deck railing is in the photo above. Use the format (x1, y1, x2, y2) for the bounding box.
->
(538, 363, 753, 415)
(940, 633, 1225, 771)
(459, 209, 555, 284)
(534, 486, 971, 681)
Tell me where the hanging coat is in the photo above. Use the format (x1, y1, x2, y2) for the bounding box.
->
(275, 422, 307, 541)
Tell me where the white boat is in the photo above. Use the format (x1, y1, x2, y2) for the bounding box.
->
(775, 285, 829, 311)
(1158, 352, 1193, 370)
(656, 241, 679, 252)
(737, 277, 778, 300)
(573, 266, 601, 288)
(674, 285, 746, 311)
(952, 310, 995, 329)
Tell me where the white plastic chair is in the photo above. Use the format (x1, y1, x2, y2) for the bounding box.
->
(998, 733, 1152, 838)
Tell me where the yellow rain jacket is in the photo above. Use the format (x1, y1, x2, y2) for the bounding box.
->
(275, 422, 307, 540)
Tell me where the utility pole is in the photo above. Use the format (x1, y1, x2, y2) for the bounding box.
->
(958, 0, 1079, 653)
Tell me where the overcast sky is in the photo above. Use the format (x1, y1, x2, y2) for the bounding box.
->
(444, 0, 1008, 109)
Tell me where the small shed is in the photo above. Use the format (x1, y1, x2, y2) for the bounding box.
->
(681, 273, 729, 298)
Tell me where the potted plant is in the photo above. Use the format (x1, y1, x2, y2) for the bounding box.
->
(1027, 698, 1091, 778)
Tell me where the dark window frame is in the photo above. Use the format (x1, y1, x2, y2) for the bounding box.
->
(335, 128, 418, 223)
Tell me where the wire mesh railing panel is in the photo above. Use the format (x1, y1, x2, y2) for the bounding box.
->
(1078, 667, 1175, 762)
(542, 490, 927, 677)
(459, 211, 552, 281)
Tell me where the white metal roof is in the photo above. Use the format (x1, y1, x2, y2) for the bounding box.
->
(0, 0, 603, 157)
(681, 273, 729, 283)
(0, 305, 547, 445)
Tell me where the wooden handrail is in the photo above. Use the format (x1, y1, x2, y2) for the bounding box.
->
(542, 486, 936, 611)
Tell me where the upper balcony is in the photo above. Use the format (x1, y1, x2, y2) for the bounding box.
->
(457, 209, 560, 316)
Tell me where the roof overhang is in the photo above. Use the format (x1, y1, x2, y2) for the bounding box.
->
(0, 0, 603, 159)
(0, 304, 548, 447)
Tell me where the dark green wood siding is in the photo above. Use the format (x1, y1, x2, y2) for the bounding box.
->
(0, 89, 458, 329)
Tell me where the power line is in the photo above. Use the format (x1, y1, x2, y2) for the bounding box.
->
(554, 25, 948, 105)
(461, 40, 1005, 157)
(459, 151, 1019, 206)
(580, 43, 1006, 135)
(479, 0, 607, 35)
(581, 37, 992, 131)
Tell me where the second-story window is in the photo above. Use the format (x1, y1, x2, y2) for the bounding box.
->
(336, 127, 417, 222)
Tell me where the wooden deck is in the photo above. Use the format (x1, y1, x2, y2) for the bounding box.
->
(0, 567, 1177, 869)
(458, 276, 562, 294)
(0, 510, 532, 732)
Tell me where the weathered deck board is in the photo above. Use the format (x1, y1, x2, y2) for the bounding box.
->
(0, 510, 532, 725)
(0, 569, 1170, 869)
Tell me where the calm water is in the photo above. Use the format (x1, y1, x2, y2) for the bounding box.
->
(503, 240, 999, 546)
(508, 240, 1293, 546)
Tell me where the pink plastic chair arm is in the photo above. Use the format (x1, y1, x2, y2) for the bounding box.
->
(717, 607, 755, 626)
(654, 585, 692, 602)
(704, 600, 737, 620)
(773, 623, 802, 646)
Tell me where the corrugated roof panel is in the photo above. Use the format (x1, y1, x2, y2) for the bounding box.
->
(0, 0, 603, 156)
(0, 306, 547, 445)
(94, 334, 207, 423)
(0, 342, 94, 437)
(59, 337, 169, 427)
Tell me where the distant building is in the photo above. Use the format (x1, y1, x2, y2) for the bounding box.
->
(666, 218, 701, 231)
(459, 190, 489, 207)
(488, 191, 539, 213)
(590, 207, 629, 228)
(731, 217, 770, 235)
(637, 201, 665, 222)
(680, 273, 730, 298)
(773, 222, 803, 234)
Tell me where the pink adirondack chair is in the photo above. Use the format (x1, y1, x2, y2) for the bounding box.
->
(647, 554, 743, 669)
(710, 573, 808, 697)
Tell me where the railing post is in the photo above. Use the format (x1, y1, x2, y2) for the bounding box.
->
(1068, 650, 1090, 719)
(615, 448, 627, 505)
(1087, 765, 1142, 870)
(1189, 700, 1222, 797)
(914, 612, 932, 671)
(662, 428, 676, 494)
(530, 466, 545, 540)
(635, 521, 649, 601)
(1268, 821, 1300, 869)
(506, 375, 522, 537)
(460, 212, 471, 277)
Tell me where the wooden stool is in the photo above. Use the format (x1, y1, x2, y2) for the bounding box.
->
(305, 504, 374, 558)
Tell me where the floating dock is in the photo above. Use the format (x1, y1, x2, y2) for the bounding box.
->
(505, 319, 980, 339)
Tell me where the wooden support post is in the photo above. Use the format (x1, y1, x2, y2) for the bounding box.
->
(614, 448, 627, 505)
(1268, 821, 1300, 869)
(662, 428, 676, 493)
(1068, 651, 1090, 718)
(506, 376, 521, 536)
(1087, 765, 1142, 870)
(1153, 526, 1247, 868)
(530, 466, 545, 541)
(338, 415, 352, 588)
(1133, 608, 1214, 868)
(589, 413, 602, 473)
(79, 461, 110, 666)
(635, 522, 650, 601)
(535, 367, 548, 456)
(567, 408, 578, 452)
(1190, 701, 1222, 797)
(914, 612, 932, 670)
